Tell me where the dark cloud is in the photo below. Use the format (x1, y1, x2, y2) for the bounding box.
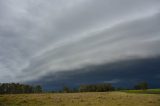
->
(29, 57, 160, 90)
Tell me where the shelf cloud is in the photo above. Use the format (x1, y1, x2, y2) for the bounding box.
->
(0, 0, 160, 83)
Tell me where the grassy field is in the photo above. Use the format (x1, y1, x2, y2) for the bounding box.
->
(0, 92, 160, 106)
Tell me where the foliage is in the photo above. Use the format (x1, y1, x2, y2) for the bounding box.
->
(34, 85, 42, 93)
(63, 86, 70, 93)
(79, 83, 114, 92)
(134, 82, 148, 90)
(0, 83, 42, 94)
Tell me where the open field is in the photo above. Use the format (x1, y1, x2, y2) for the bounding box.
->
(0, 92, 160, 106)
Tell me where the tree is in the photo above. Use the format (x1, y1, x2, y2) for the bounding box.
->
(134, 82, 148, 90)
(79, 83, 114, 92)
(62, 86, 70, 93)
(34, 85, 42, 93)
(0, 83, 42, 94)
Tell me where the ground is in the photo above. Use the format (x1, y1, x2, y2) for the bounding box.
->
(0, 92, 160, 106)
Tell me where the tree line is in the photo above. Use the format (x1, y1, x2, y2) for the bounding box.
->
(79, 83, 114, 92)
(0, 82, 149, 94)
(0, 83, 42, 94)
(60, 83, 114, 93)
(61, 82, 148, 93)
(134, 82, 148, 90)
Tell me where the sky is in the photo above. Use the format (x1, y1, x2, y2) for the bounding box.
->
(0, 0, 160, 88)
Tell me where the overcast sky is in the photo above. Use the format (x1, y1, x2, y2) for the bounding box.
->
(0, 0, 160, 83)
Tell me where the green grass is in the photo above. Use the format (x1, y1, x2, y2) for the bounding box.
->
(122, 89, 160, 94)
(0, 92, 160, 106)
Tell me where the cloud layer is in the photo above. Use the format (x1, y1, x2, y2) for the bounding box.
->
(31, 57, 160, 90)
(0, 0, 160, 82)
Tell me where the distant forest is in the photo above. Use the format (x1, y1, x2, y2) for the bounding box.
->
(0, 82, 148, 94)
(0, 83, 42, 94)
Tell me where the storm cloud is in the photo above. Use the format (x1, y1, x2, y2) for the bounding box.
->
(31, 57, 160, 90)
(0, 0, 160, 83)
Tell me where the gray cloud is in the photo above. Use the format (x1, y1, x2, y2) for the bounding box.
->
(0, 0, 160, 82)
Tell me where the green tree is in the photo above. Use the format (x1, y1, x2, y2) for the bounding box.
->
(79, 83, 114, 92)
(134, 82, 148, 90)
(63, 86, 70, 93)
(0, 83, 42, 94)
(34, 85, 42, 93)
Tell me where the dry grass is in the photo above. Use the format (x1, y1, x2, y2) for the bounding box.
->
(0, 92, 160, 106)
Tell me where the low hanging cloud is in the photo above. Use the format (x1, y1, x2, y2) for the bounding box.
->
(0, 0, 160, 82)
